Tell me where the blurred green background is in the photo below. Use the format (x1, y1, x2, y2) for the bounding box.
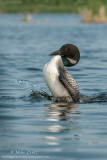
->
(0, 0, 107, 14)
(0, 0, 107, 22)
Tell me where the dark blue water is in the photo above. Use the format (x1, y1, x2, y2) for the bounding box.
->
(0, 14, 107, 160)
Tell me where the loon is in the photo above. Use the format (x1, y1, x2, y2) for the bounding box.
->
(43, 44, 80, 102)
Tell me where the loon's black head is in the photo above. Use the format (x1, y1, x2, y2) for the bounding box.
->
(50, 44, 80, 67)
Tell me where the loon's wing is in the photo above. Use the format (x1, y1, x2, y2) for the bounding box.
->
(59, 67, 79, 102)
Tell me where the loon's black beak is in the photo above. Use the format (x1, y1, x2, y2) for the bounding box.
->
(49, 50, 61, 56)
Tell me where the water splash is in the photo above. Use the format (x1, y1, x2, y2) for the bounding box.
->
(17, 79, 53, 101)
(17, 79, 35, 93)
(16, 79, 107, 104)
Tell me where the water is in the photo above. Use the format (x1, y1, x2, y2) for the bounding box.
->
(0, 14, 107, 160)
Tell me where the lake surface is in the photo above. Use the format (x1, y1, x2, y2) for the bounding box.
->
(0, 14, 107, 160)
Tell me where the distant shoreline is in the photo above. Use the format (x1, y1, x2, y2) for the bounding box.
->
(0, 0, 107, 23)
(0, 12, 107, 24)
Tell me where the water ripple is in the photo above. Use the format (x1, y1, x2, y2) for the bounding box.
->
(80, 92, 107, 104)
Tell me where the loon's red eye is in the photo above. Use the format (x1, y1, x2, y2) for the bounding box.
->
(65, 48, 68, 52)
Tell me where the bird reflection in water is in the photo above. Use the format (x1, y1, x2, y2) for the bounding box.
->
(44, 102, 80, 147)
(45, 102, 80, 121)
